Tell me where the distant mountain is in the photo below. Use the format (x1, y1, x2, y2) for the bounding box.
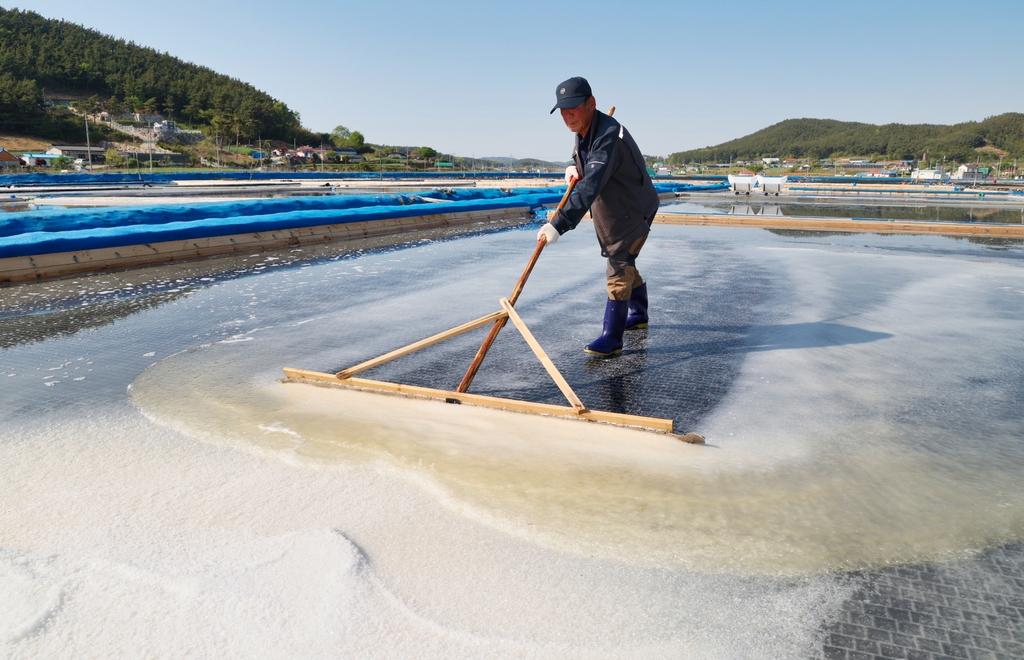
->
(668, 114, 1024, 165)
(0, 7, 317, 143)
(484, 156, 571, 168)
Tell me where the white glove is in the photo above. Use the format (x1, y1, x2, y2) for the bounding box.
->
(564, 165, 579, 186)
(537, 223, 560, 245)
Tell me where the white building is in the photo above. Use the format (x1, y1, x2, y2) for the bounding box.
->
(46, 145, 106, 162)
(951, 163, 988, 182)
(910, 169, 945, 182)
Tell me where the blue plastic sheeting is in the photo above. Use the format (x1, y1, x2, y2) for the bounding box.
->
(0, 197, 532, 259)
(420, 187, 562, 203)
(654, 181, 729, 193)
(0, 171, 734, 188)
(0, 183, 713, 239)
(0, 171, 562, 186)
(0, 188, 574, 239)
(0, 194, 431, 239)
(0, 182, 723, 259)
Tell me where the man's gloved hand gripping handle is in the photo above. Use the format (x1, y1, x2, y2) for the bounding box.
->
(537, 223, 560, 245)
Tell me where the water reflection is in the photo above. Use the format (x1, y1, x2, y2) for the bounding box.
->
(669, 200, 1024, 224)
(0, 290, 185, 349)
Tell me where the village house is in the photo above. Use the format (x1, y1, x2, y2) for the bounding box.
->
(0, 148, 21, 169)
(19, 153, 60, 167)
(46, 145, 107, 163)
(952, 163, 991, 182)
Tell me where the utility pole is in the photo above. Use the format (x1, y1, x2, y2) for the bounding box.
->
(148, 119, 153, 172)
(84, 112, 92, 171)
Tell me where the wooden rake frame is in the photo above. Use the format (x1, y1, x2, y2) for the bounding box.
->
(282, 298, 695, 436)
(283, 105, 704, 443)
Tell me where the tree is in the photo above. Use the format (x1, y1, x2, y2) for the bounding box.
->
(52, 155, 73, 170)
(143, 97, 160, 114)
(207, 112, 234, 141)
(184, 97, 203, 128)
(0, 74, 43, 132)
(418, 146, 438, 160)
(80, 95, 100, 116)
(105, 95, 125, 118)
(348, 131, 366, 152)
(330, 125, 351, 147)
(104, 147, 125, 168)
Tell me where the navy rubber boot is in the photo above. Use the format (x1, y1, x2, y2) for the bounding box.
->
(625, 283, 648, 330)
(584, 299, 629, 356)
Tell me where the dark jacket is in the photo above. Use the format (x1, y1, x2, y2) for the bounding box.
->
(551, 110, 659, 257)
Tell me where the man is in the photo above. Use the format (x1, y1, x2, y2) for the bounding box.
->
(537, 76, 660, 356)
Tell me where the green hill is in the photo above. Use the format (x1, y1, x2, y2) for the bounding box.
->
(0, 7, 318, 144)
(668, 114, 1024, 165)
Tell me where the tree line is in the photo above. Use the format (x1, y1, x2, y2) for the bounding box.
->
(0, 7, 320, 144)
(668, 114, 1024, 165)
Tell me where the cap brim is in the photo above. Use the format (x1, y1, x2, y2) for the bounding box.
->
(550, 96, 587, 114)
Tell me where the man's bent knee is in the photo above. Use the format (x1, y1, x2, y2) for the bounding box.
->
(606, 276, 632, 300)
(606, 266, 642, 300)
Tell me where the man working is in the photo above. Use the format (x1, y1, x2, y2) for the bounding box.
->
(537, 76, 660, 357)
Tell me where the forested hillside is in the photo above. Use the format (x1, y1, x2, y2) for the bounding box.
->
(668, 114, 1024, 165)
(0, 7, 318, 143)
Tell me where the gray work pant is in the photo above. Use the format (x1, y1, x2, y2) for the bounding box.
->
(605, 233, 647, 301)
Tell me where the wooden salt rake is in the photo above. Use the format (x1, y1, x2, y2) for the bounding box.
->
(281, 187, 703, 442)
(283, 107, 704, 443)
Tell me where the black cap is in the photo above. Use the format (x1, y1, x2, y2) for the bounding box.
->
(550, 77, 592, 114)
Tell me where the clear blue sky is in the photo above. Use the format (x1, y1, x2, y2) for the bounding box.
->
(13, 0, 1024, 161)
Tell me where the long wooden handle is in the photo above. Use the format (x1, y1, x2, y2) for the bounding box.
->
(455, 106, 614, 394)
(455, 180, 575, 393)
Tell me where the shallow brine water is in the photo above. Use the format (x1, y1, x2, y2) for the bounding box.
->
(123, 225, 1024, 575)
(2, 222, 1023, 656)
(663, 198, 1024, 224)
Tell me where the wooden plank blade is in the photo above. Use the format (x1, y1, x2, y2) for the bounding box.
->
(282, 368, 675, 433)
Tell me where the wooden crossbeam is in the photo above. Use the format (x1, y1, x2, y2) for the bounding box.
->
(282, 368, 674, 432)
(336, 310, 508, 379)
(650, 213, 1024, 237)
(498, 297, 587, 415)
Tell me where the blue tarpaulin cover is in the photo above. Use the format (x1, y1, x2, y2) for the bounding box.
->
(0, 183, 724, 259)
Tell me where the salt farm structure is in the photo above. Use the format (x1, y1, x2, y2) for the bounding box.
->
(2, 171, 1024, 658)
